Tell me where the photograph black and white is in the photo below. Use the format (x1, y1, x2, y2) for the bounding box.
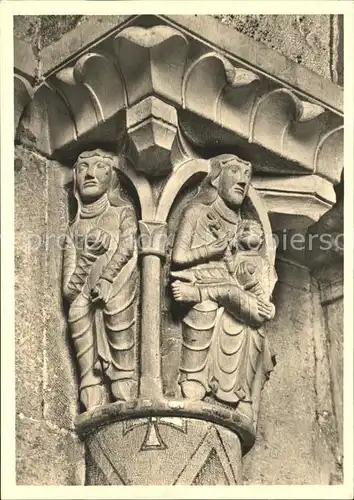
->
(1, 2, 353, 498)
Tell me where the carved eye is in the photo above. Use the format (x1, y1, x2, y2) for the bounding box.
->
(96, 162, 106, 169)
(78, 163, 88, 172)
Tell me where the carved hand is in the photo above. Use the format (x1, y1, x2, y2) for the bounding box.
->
(91, 278, 113, 305)
(205, 235, 229, 259)
(229, 235, 239, 253)
(256, 298, 275, 320)
(207, 212, 224, 238)
(85, 229, 111, 257)
(237, 261, 257, 289)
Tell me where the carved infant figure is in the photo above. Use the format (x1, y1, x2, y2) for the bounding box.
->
(62, 149, 138, 411)
(173, 218, 272, 305)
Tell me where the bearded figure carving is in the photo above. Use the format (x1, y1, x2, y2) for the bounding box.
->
(62, 149, 138, 411)
(171, 154, 277, 422)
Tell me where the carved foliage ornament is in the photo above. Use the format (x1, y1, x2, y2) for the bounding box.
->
(18, 24, 343, 185)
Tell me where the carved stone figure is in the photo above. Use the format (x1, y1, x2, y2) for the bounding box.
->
(171, 154, 276, 421)
(62, 149, 138, 410)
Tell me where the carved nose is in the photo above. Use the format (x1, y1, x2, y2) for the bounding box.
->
(85, 171, 95, 180)
(238, 182, 246, 189)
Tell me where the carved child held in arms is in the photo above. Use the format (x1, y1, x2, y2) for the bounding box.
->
(171, 154, 276, 421)
(62, 150, 138, 411)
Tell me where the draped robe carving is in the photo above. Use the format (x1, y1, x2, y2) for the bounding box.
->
(171, 154, 276, 422)
(62, 150, 138, 410)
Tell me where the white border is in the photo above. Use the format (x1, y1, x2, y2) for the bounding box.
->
(1, 2, 353, 499)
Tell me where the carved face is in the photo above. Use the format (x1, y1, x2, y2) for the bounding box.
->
(75, 155, 112, 203)
(218, 161, 251, 209)
(237, 220, 264, 251)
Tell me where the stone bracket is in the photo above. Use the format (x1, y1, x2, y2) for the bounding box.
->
(17, 20, 343, 187)
(127, 97, 178, 177)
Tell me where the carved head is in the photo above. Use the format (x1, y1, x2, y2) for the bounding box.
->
(74, 149, 115, 203)
(236, 219, 264, 251)
(210, 154, 252, 209)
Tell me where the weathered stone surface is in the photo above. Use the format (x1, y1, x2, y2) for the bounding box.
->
(315, 260, 344, 306)
(324, 295, 344, 479)
(243, 263, 336, 484)
(14, 15, 84, 48)
(14, 74, 33, 134)
(43, 159, 80, 429)
(310, 277, 340, 481)
(314, 261, 344, 467)
(15, 146, 79, 428)
(215, 14, 342, 84)
(15, 146, 47, 420)
(40, 15, 131, 73)
(16, 415, 84, 485)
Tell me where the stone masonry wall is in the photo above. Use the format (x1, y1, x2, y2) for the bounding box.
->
(243, 259, 338, 485)
(215, 15, 343, 85)
(15, 146, 85, 485)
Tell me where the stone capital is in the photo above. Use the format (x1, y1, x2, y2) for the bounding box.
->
(14, 14, 345, 487)
(138, 220, 168, 258)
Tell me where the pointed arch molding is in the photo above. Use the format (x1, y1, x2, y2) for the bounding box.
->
(15, 19, 343, 188)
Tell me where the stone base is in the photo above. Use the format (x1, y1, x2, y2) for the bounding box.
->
(84, 418, 242, 485)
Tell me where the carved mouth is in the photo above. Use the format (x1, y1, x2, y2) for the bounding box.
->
(84, 181, 98, 187)
(233, 186, 244, 194)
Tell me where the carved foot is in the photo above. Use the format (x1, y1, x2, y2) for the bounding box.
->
(171, 280, 200, 304)
(111, 379, 137, 401)
(80, 385, 108, 411)
(180, 380, 206, 400)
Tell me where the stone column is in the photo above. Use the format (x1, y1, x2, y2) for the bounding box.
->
(138, 220, 167, 399)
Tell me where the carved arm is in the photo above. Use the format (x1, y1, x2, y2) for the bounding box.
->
(172, 205, 227, 268)
(99, 206, 137, 283)
(62, 229, 98, 303)
(199, 282, 274, 328)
